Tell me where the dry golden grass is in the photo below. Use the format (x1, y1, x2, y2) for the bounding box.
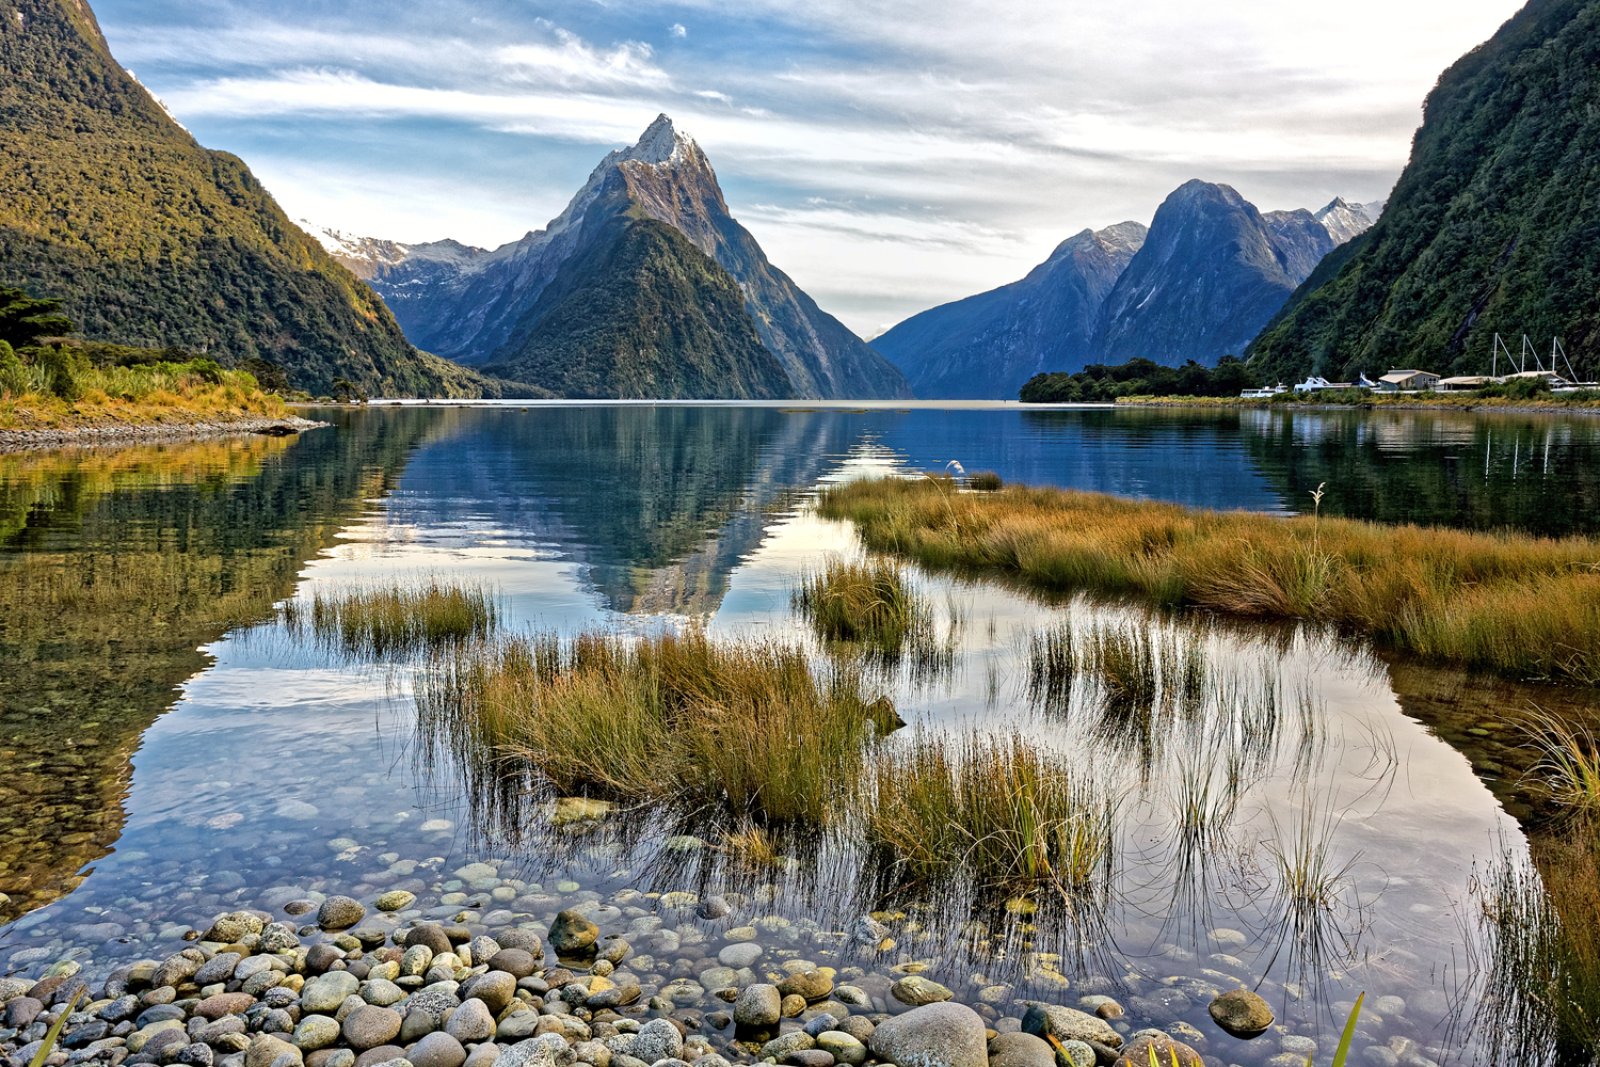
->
(865, 732, 1115, 893)
(819, 475, 1600, 683)
(0, 372, 285, 431)
(282, 580, 499, 658)
(417, 629, 898, 826)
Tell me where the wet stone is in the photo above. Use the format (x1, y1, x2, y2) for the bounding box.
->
(1209, 989, 1273, 1038)
(547, 912, 598, 956)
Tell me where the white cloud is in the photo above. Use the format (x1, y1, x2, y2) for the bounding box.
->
(669, 23, 687, 38)
(495, 32, 667, 90)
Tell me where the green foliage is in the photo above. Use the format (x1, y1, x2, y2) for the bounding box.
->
(0, 0, 488, 397)
(1249, 0, 1600, 382)
(0, 284, 74, 348)
(32, 343, 89, 401)
(484, 218, 791, 399)
(1021, 356, 1257, 402)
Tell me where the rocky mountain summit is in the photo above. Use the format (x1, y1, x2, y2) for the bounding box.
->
(330, 116, 908, 400)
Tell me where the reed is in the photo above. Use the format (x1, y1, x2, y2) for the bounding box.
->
(865, 732, 1116, 894)
(416, 629, 894, 827)
(1473, 837, 1600, 1062)
(818, 475, 1600, 683)
(793, 556, 932, 658)
(1522, 710, 1600, 818)
(284, 580, 499, 658)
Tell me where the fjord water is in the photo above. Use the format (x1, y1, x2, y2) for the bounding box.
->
(3, 403, 1599, 1065)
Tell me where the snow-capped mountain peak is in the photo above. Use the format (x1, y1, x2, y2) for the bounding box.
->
(1313, 198, 1385, 245)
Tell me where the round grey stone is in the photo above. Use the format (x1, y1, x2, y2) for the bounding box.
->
(716, 943, 762, 969)
(444, 1000, 495, 1044)
(630, 1018, 683, 1063)
(406, 1033, 466, 1067)
(733, 985, 781, 1028)
(867, 1003, 986, 1067)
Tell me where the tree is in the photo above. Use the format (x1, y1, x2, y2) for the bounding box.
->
(331, 377, 368, 403)
(0, 286, 75, 349)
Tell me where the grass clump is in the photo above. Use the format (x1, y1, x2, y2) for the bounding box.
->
(967, 470, 1004, 492)
(284, 580, 499, 658)
(417, 628, 896, 827)
(865, 732, 1116, 894)
(794, 556, 933, 658)
(819, 475, 1600, 684)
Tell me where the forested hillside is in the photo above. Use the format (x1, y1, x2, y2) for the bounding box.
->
(1248, 0, 1600, 381)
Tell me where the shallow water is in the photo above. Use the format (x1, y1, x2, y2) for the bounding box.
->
(3, 403, 1599, 1066)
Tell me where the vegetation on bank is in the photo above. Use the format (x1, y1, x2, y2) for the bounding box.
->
(818, 475, 1600, 684)
(1475, 714, 1600, 1060)
(794, 556, 931, 656)
(1111, 381, 1600, 411)
(0, 286, 286, 432)
(416, 629, 901, 827)
(1019, 357, 1256, 403)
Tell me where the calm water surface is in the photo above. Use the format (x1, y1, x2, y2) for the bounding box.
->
(3, 404, 1599, 1066)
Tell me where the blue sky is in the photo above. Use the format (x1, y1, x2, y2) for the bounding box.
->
(94, 0, 1527, 337)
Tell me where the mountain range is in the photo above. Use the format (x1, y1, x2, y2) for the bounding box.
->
(0, 0, 488, 397)
(1249, 0, 1600, 382)
(320, 117, 909, 400)
(871, 184, 1381, 398)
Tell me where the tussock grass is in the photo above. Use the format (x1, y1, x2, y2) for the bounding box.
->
(819, 475, 1600, 683)
(283, 580, 499, 658)
(865, 732, 1116, 893)
(0, 362, 286, 431)
(417, 629, 895, 826)
(794, 556, 932, 657)
(1522, 710, 1600, 818)
(967, 470, 1004, 492)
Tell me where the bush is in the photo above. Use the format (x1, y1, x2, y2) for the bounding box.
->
(185, 358, 226, 385)
(0, 340, 25, 397)
(33, 345, 89, 401)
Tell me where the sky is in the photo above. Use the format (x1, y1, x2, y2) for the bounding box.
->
(93, 0, 1528, 338)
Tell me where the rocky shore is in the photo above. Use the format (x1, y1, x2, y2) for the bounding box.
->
(0, 417, 326, 452)
(0, 866, 1374, 1067)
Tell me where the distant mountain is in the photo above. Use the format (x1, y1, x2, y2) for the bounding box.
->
(1091, 181, 1322, 366)
(1313, 198, 1386, 245)
(336, 116, 909, 400)
(874, 182, 1377, 397)
(869, 223, 1146, 399)
(0, 0, 487, 397)
(1248, 0, 1600, 382)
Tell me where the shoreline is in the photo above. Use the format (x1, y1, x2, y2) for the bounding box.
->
(1106, 396, 1600, 417)
(0, 416, 328, 454)
(0, 882, 1296, 1067)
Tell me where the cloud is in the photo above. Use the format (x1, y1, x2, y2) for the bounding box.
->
(495, 31, 667, 90)
(669, 23, 687, 38)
